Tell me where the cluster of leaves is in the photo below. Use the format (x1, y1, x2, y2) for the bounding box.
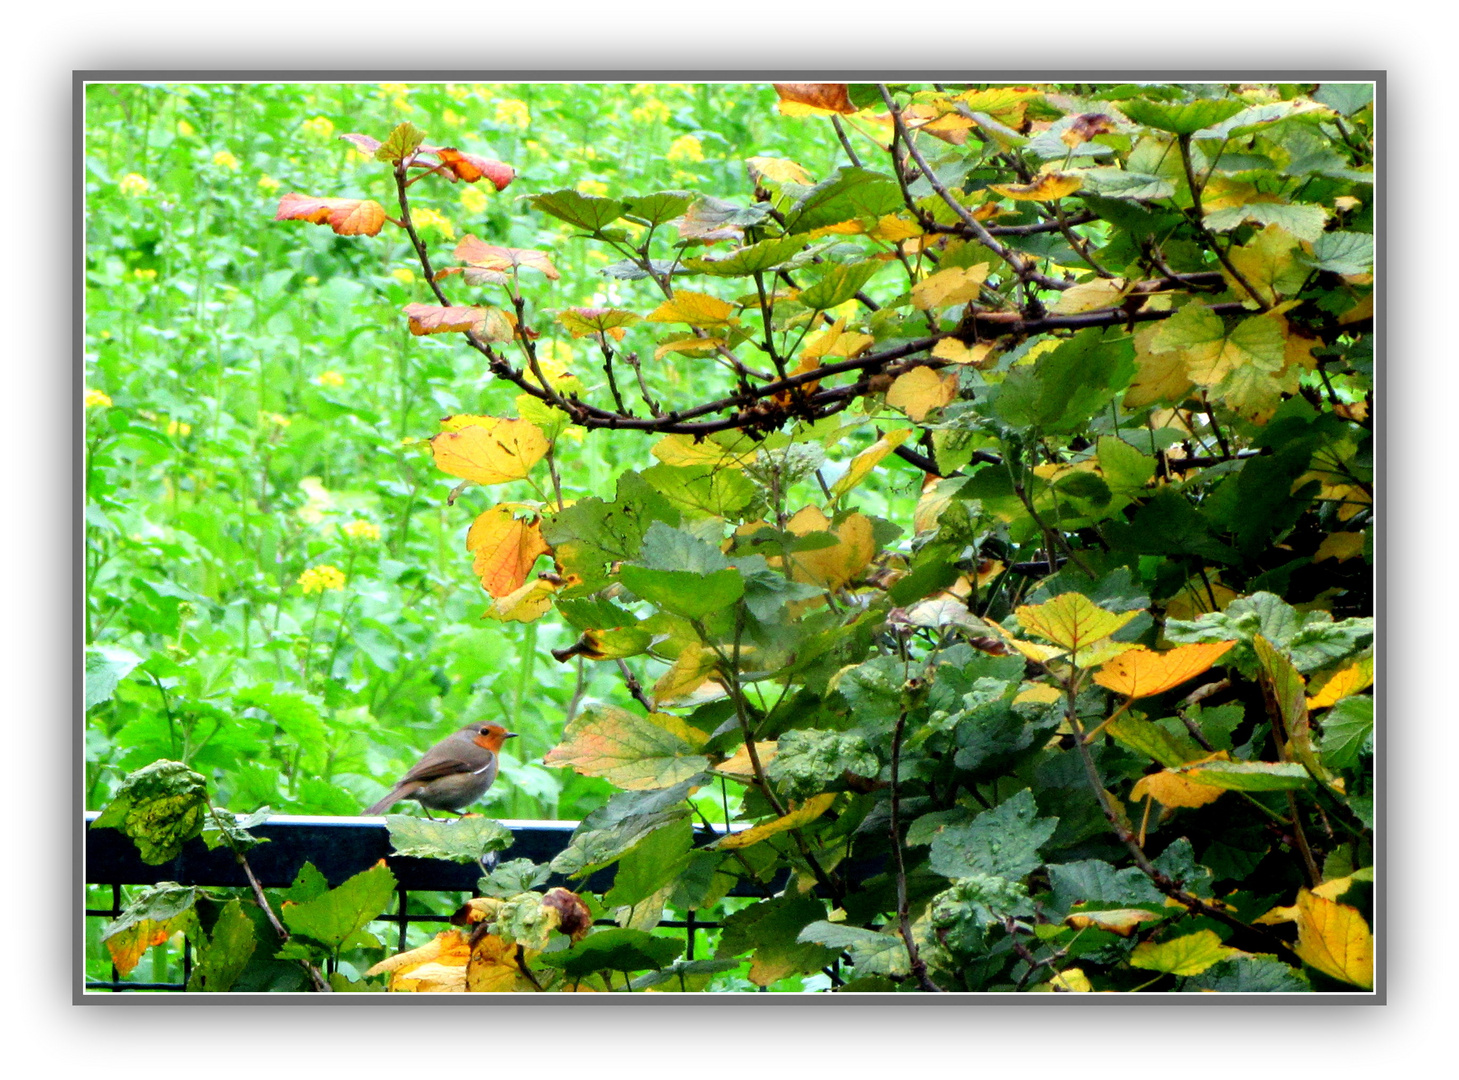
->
(90, 80, 1374, 992)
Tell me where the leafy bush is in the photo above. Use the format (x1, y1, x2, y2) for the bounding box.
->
(87, 80, 1374, 993)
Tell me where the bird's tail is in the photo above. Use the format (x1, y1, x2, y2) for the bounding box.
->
(365, 786, 407, 816)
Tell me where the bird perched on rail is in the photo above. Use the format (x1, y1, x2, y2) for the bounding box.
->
(364, 722, 517, 817)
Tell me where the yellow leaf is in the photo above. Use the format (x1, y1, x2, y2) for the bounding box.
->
(644, 291, 737, 327)
(1313, 531, 1366, 564)
(466, 932, 529, 993)
(653, 643, 718, 704)
(1065, 909, 1165, 937)
(1014, 683, 1063, 705)
(484, 577, 557, 623)
(1051, 278, 1127, 314)
(651, 433, 753, 469)
(988, 172, 1083, 201)
(1015, 593, 1139, 652)
(747, 156, 813, 186)
(1223, 224, 1306, 306)
(368, 930, 473, 992)
(1041, 967, 1094, 991)
(886, 367, 958, 422)
(1337, 294, 1373, 325)
(543, 706, 710, 790)
(1306, 655, 1374, 710)
(1131, 764, 1228, 809)
(466, 507, 549, 598)
(714, 741, 778, 781)
(1164, 574, 1237, 620)
(717, 794, 837, 850)
(910, 263, 991, 310)
(801, 318, 875, 361)
(931, 338, 993, 367)
(1125, 322, 1195, 408)
(654, 336, 727, 360)
(1292, 889, 1373, 989)
(431, 418, 549, 486)
(1130, 929, 1242, 977)
(831, 430, 910, 500)
(869, 214, 923, 241)
(1092, 641, 1237, 698)
(783, 507, 876, 590)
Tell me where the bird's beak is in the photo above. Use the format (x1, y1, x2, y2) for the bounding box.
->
(505, 731, 519, 739)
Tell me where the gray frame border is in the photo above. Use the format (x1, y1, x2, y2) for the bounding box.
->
(75, 69, 1384, 1006)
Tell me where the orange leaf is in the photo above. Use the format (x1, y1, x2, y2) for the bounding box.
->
(275, 192, 386, 236)
(466, 507, 549, 598)
(430, 418, 549, 486)
(403, 303, 488, 336)
(773, 83, 857, 116)
(454, 235, 559, 279)
(1092, 641, 1237, 698)
(428, 146, 514, 190)
(1130, 766, 1227, 809)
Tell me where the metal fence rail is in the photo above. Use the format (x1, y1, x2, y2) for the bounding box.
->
(83, 812, 729, 992)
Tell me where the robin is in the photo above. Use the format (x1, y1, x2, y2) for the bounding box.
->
(365, 722, 517, 817)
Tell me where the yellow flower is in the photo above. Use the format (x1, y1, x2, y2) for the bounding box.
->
(343, 520, 382, 542)
(442, 109, 463, 128)
(266, 412, 292, 428)
(166, 420, 192, 437)
(317, 371, 346, 388)
(300, 116, 335, 141)
(378, 83, 410, 97)
(494, 99, 531, 130)
(446, 84, 473, 103)
(666, 135, 704, 163)
(177, 120, 195, 137)
(84, 388, 112, 408)
(304, 276, 319, 286)
(576, 178, 609, 197)
(212, 150, 239, 170)
(459, 186, 488, 215)
(631, 100, 671, 125)
(298, 565, 346, 594)
(391, 267, 416, 285)
(257, 174, 281, 192)
(410, 206, 455, 240)
(118, 173, 151, 197)
(132, 268, 158, 281)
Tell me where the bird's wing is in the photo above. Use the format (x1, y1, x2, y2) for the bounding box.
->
(400, 753, 492, 784)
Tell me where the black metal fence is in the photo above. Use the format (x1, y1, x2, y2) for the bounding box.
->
(84, 812, 727, 992)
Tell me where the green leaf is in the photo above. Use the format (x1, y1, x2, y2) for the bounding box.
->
(623, 190, 696, 227)
(618, 564, 744, 620)
(478, 858, 552, 898)
(1166, 592, 1373, 676)
(384, 815, 513, 863)
(529, 188, 628, 233)
(1185, 956, 1311, 992)
(537, 928, 683, 977)
(280, 861, 397, 951)
(928, 789, 1057, 880)
(1204, 201, 1328, 243)
(1320, 695, 1373, 770)
(785, 167, 903, 234)
(551, 780, 698, 877)
(1077, 168, 1175, 201)
(1119, 97, 1248, 136)
(375, 121, 427, 163)
(629, 958, 742, 991)
(543, 471, 680, 591)
(1306, 231, 1373, 275)
(641, 462, 757, 520)
(796, 921, 909, 976)
(796, 261, 883, 310)
(765, 729, 879, 800)
(604, 815, 693, 909)
(1106, 716, 1206, 768)
(930, 874, 1034, 952)
(187, 899, 257, 992)
(200, 806, 271, 853)
(1312, 83, 1372, 116)
(85, 645, 142, 710)
(92, 760, 210, 865)
(683, 235, 808, 276)
(992, 327, 1135, 433)
(1046, 859, 1163, 914)
(1130, 929, 1240, 976)
(1183, 760, 1312, 791)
